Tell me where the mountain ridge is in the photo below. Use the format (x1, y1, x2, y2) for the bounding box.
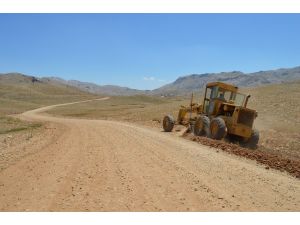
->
(1, 65, 300, 96)
(152, 66, 300, 96)
(41, 77, 147, 96)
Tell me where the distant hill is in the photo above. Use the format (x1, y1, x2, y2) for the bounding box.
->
(43, 77, 148, 96)
(2, 66, 300, 98)
(0, 73, 97, 115)
(151, 66, 300, 96)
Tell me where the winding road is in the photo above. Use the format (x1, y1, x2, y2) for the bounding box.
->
(0, 98, 299, 211)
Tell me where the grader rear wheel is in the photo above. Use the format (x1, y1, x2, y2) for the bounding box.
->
(193, 116, 210, 137)
(243, 129, 259, 149)
(210, 117, 227, 140)
(163, 115, 175, 132)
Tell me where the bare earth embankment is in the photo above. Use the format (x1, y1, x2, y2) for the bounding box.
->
(0, 98, 299, 211)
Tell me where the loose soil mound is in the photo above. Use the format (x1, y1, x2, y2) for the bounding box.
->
(182, 132, 300, 179)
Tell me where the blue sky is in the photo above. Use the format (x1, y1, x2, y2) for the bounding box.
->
(0, 14, 300, 90)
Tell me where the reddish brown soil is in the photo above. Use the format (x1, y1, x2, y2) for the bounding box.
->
(182, 132, 300, 179)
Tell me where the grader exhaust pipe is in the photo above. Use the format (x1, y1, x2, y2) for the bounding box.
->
(244, 94, 251, 107)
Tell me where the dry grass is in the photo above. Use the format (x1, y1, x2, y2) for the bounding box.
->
(0, 116, 41, 135)
(49, 95, 190, 127)
(0, 80, 98, 116)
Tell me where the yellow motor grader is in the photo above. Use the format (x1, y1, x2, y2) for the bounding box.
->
(162, 82, 259, 149)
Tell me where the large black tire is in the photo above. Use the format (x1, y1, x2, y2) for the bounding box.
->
(210, 117, 227, 140)
(163, 115, 175, 132)
(226, 133, 242, 144)
(193, 116, 210, 137)
(244, 129, 259, 149)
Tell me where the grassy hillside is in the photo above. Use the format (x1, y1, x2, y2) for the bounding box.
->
(0, 73, 98, 116)
(44, 77, 147, 96)
(246, 81, 300, 133)
(0, 73, 98, 136)
(49, 95, 189, 127)
(245, 81, 300, 159)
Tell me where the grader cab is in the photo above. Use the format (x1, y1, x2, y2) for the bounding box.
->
(163, 82, 259, 149)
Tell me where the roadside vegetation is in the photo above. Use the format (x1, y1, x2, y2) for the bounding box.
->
(49, 95, 190, 127)
(0, 116, 41, 135)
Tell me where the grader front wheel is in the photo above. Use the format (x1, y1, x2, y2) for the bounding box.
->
(163, 115, 175, 132)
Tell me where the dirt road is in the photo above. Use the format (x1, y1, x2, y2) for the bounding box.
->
(0, 98, 299, 211)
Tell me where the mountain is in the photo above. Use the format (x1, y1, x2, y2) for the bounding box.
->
(43, 77, 148, 96)
(47, 66, 300, 97)
(151, 66, 300, 96)
(2, 66, 300, 98)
